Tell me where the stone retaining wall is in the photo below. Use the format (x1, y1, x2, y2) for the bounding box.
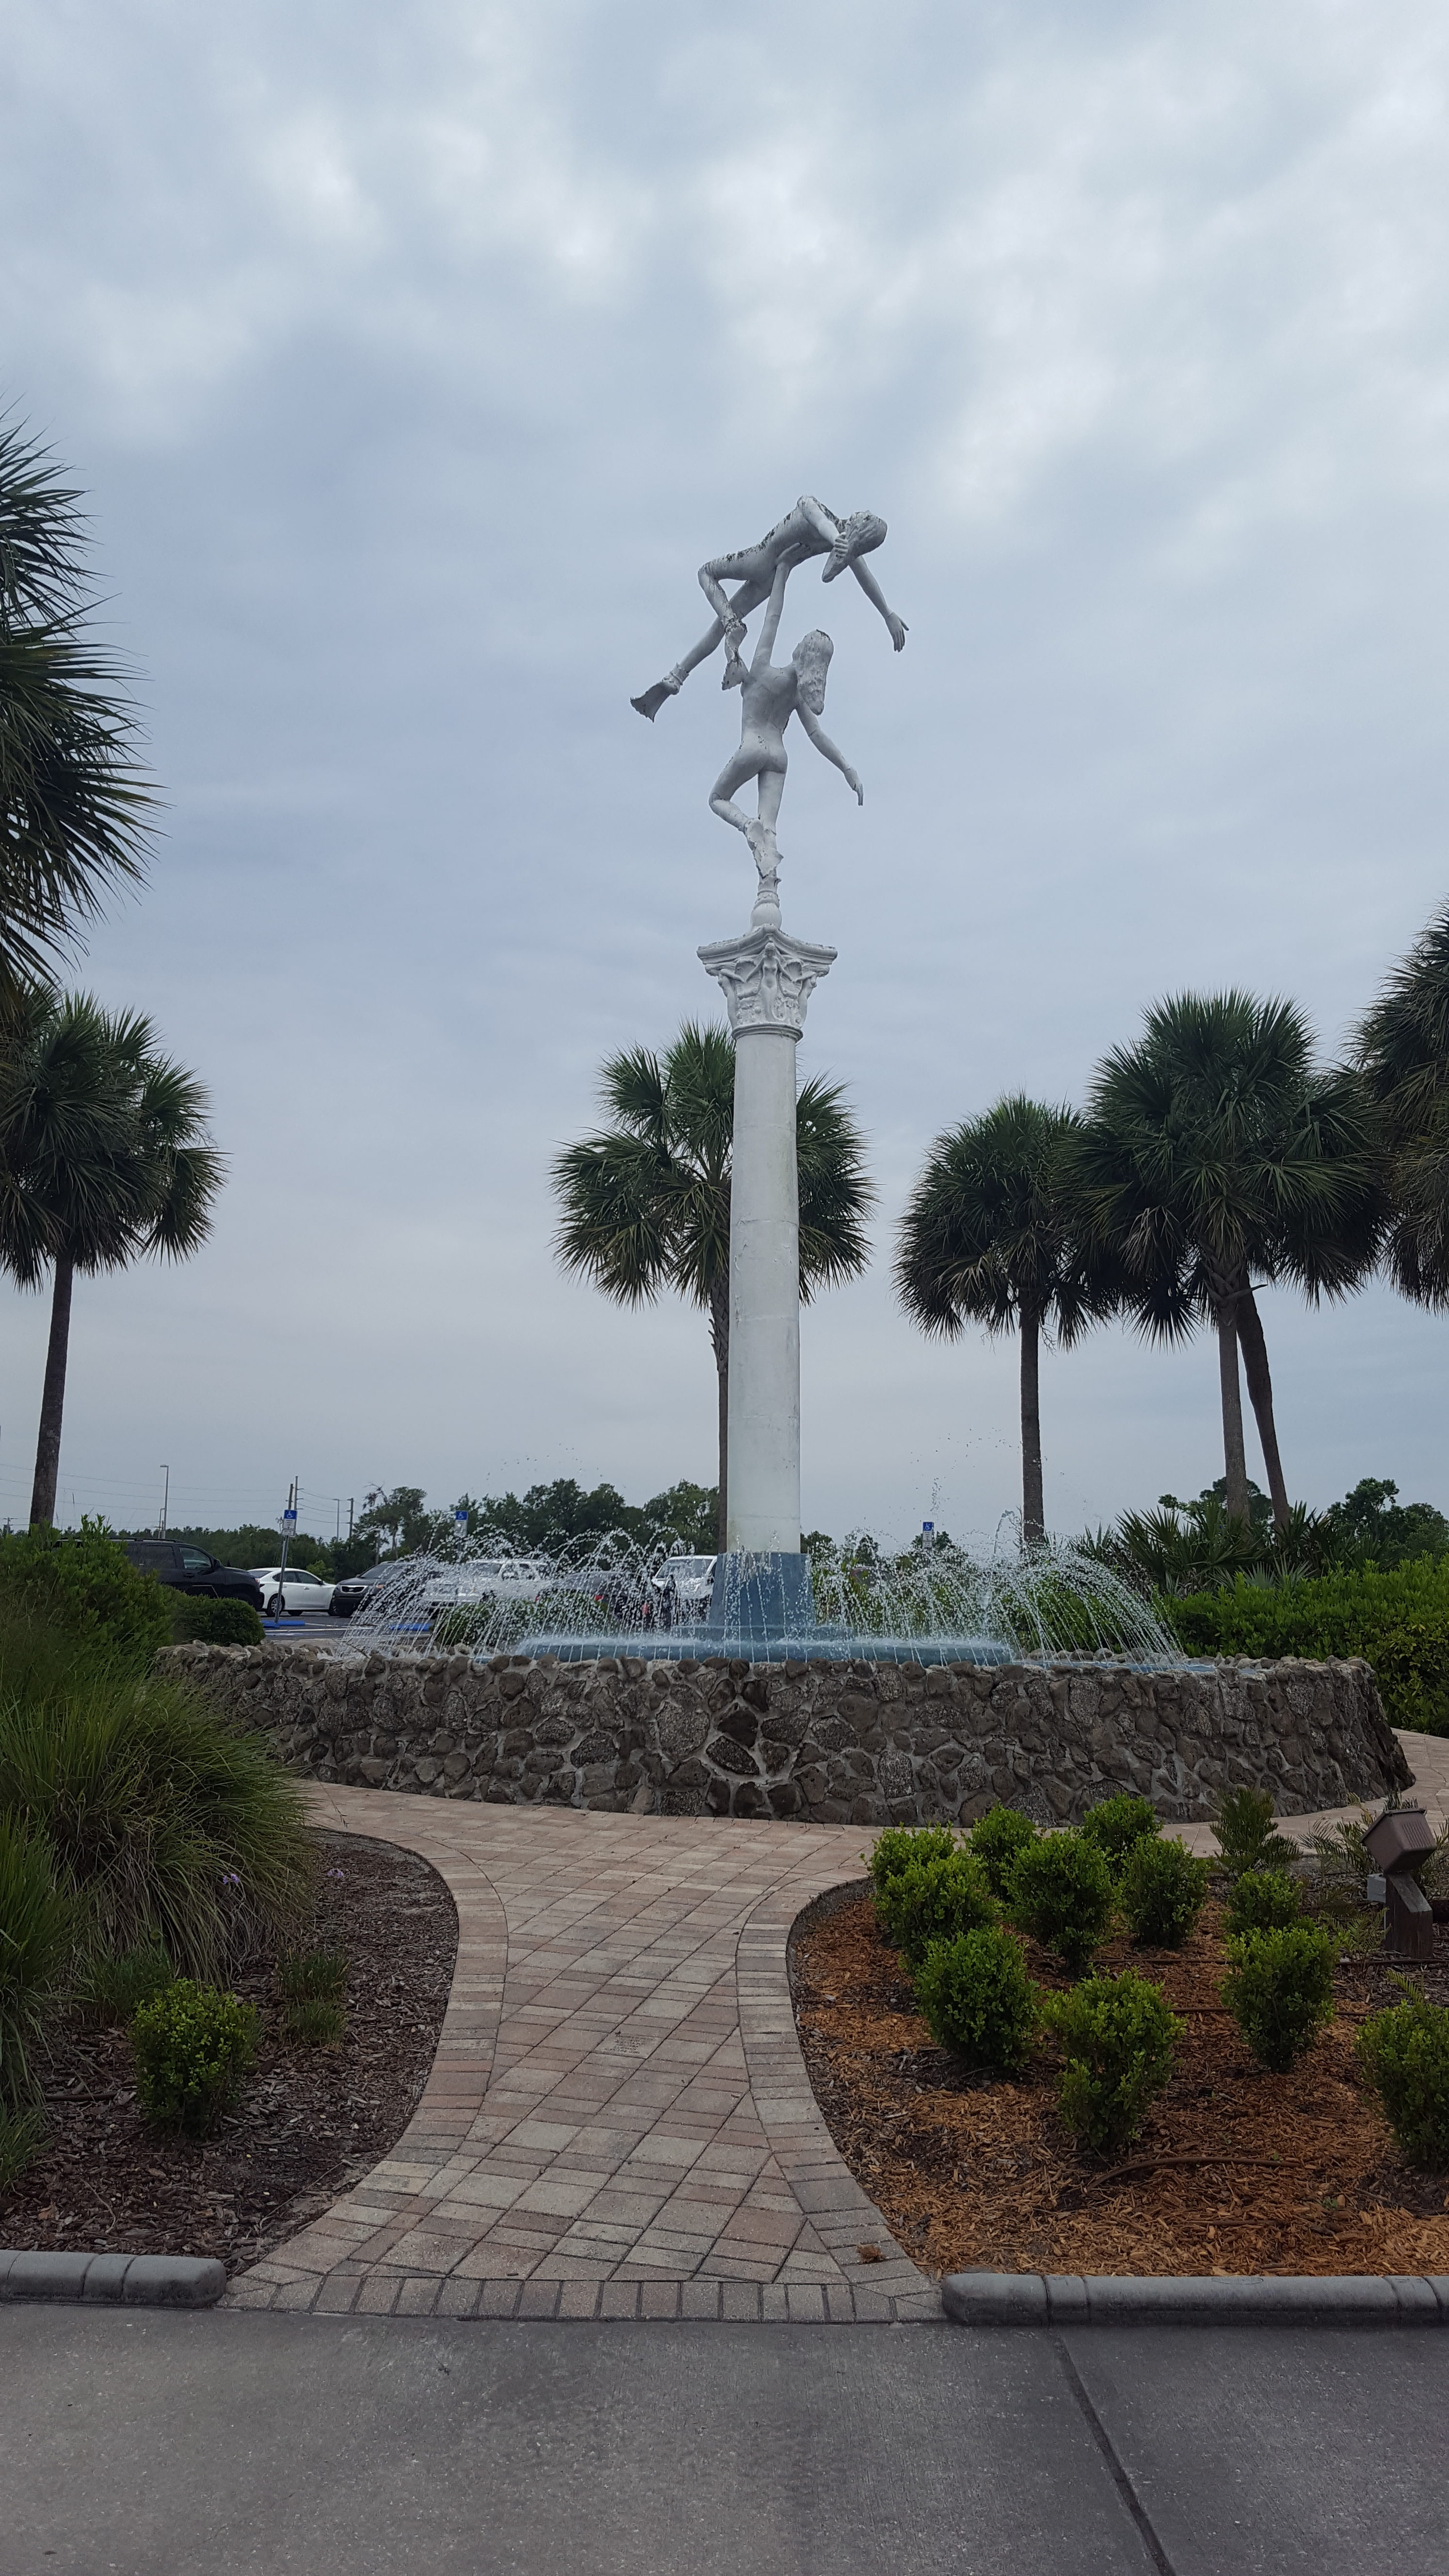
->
(165, 1642, 1410, 1826)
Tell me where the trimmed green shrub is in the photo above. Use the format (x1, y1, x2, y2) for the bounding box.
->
(130, 1980, 258, 2135)
(171, 1596, 264, 1648)
(1008, 1829, 1115, 1976)
(876, 1852, 997, 1966)
(0, 1671, 312, 1978)
(1222, 1924, 1336, 2072)
(967, 1805, 1037, 1898)
(1167, 1558, 1449, 1733)
(866, 1825, 959, 1898)
(0, 1814, 71, 2105)
(1119, 1837, 1211, 1948)
(1044, 1971, 1183, 2152)
(1356, 1987, 1449, 2170)
(0, 1522, 172, 1673)
(1080, 1794, 1161, 1872)
(76, 1942, 176, 2025)
(912, 1927, 1037, 2072)
(1226, 1869, 1303, 1937)
(1209, 1786, 1298, 1883)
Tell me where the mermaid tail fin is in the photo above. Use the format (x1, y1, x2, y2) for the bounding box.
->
(631, 676, 679, 721)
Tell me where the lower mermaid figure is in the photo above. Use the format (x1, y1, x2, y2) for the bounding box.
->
(707, 549, 862, 904)
(631, 494, 906, 721)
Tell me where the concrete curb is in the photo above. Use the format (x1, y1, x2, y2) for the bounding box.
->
(0, 2250, 226, 2307)
(942, 2271, 1449, 2328)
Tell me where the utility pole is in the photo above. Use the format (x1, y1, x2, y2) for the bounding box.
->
(158, 1465, 169, 1539)
(347, 1497, 354, 1542)
(277, 1475, 298, 1599)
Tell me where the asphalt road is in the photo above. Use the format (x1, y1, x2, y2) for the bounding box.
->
(3, 2309, 1447, 2576)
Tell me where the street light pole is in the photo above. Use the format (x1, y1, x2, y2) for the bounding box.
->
(157, 1465, 169, 1539)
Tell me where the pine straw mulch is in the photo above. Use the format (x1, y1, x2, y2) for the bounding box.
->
(792, 1887, 1449, 2279)
(0, 1830, 457, 2274)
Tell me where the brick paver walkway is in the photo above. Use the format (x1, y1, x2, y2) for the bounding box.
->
(226, 1790, 933, 2323)
(225, 1733, 1442, 2324)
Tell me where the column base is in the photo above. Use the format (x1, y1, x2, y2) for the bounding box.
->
(703, 1551, 814, 1646)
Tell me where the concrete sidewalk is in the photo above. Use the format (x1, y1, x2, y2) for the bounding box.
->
(4, 2304, 1448, 2575)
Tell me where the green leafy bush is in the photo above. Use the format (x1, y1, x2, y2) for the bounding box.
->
(1119, 1837, 1211, 1948)
(1226, 1869, 1303, 1936)
(1356, 1987, 1449, 2170)
(912, 1927, 1037, 2072)
(0, 2102, 45, 2186)
(866, 1825, 959, 1898)
(1008, 1829, 1115, 1976)
(967, 1805, 1037, 1898)
(130, 1979, 257, 2134)
(1080, 1794, 1161, 1872)
(171, 1596, 264, 1648)
(1209, 1786, 1298, 1882)
(0, 1522, 172, 1673)
(76, 1942, 175, 2025)
(0, 1670, 312, 1977)
(0, 1814, 71, 2104)
(876, 1852, 997, 1966)
(1167, 1558, 1449, 1733)
(1222, 1924, 1336, 2072)
(1044, 1971, 1183, 2151)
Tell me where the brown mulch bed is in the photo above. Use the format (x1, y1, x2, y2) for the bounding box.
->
(793, 1887, 1449, 2278)
(0, 1831, 457, 2273)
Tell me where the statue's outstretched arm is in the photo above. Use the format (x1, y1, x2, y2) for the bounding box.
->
(796, 705, 863, 804)
(849, 559, 908, 653)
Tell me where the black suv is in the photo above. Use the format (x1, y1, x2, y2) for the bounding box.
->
(123, 1541, 265, 1612)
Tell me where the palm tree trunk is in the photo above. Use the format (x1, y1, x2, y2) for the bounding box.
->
(709, 1274, 729, 1553)
(30, 1255, 74, 1527)
(1234, 1280, 1291, 1532)
(1020, 1308, 1045, 1546)
(1216, 1300, 1250, 1525)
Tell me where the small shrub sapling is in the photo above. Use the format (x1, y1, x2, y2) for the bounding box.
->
(1008, 1830, 1115, 1977)
(912, 1928, 1037, 2073)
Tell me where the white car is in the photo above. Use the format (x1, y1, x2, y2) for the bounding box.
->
(251, 1565, 336, 1618)
(421, 1557, 553, 1609)
(650, 1555, 716, 1621)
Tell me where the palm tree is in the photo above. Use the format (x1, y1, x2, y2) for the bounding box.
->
(0, 991, 223, 1524)
(551, 1020, 872, 1550)
(0, 419, 157, 998)
(1073, 992, 1382, 1528)
(1353, 901, 1449, 1307)
(895, 1097, 1110, 1545)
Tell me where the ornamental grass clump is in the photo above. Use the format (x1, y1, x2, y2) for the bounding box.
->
(1222, 1924, 1336, 2072)
(1043, 1971, 1183, 2152)
(912, 1927, 1037, 2073)
(866, 1825, 958, 1901)
(0, 1812, 71, 2105)
(76, 1940, 175, 2025)
(877, 1852, 997, 1967)
(1118, 1837, 1211, 1949)
(1226, 1868, 1304, 1938)
(130, 1979, 257, 2135)
(1007, 1829, 1115, 1976)
(1210, 1786, 1298, 1883)
(279, 1947, 348, 2045)
(1079, 1794, 1160, 1874)
(967, 1805, 1036, 1898)
(1356, 1986, 1449, 2170)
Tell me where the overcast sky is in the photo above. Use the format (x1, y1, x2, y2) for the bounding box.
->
(3, 0, 1449, 1549)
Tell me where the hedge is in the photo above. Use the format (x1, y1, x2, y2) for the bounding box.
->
(1165, 1557, 1449, 1733)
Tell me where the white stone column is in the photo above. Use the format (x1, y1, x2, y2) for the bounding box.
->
(698, 920, 836, 1554)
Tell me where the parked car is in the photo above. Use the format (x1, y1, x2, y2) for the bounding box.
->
(122, 1541, 265, 1612)
(250, 1565, 336, 1618)
(650, 1555, 716, 1624)
(328, 1561, 408, 1618)
(420, 1558, 553, 1610)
